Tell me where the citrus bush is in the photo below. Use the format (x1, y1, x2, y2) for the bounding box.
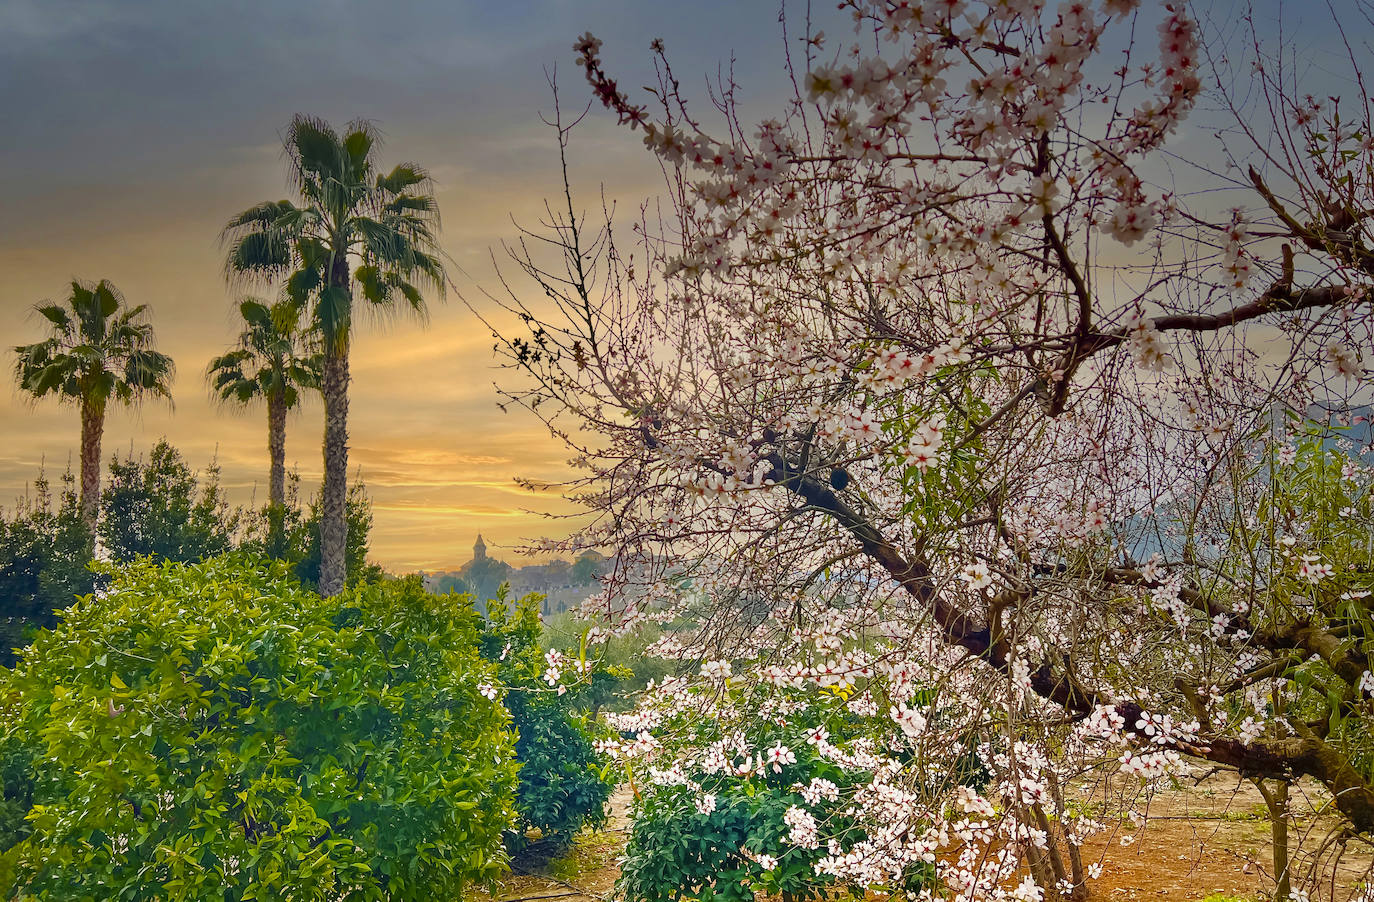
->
(0, 556, 517, 900)
(478, 591, 613, 851)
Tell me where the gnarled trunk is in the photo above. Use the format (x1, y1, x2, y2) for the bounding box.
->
(760, 449, 1374, 836)
(318, 346, 350, 597)
(78, 401, 104, 537)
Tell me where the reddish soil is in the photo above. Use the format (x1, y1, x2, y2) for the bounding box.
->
(479, 779, 1372, 902)
(1075, 775, 1371, 901)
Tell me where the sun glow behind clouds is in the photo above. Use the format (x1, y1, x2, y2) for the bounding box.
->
(2, 2, 800, 571)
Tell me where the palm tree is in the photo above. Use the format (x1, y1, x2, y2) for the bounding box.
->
(206, 297, 319, 511)
(222, 116, 445, 596)
(13, 279, 175, 532)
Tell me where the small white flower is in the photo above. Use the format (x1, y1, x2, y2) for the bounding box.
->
(1358, 670, 1374, 696)
(700, 659, 733, 681)
(959, 561, 993, 590)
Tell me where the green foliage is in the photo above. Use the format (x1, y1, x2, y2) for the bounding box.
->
(1222, 428, 1374, 779)
(242, 478, 381, 590)
(89, 455, 385, 592)
(0, 557, 517, 900)
(543, 611, 670, 713)
(3, 440, 382, 671)
(0, 735, 36, 856)
(98, 440, 238, 564)
(0, 470, 97, 665)
(624, 786, 827, 902)
(479, 591, 613, 850)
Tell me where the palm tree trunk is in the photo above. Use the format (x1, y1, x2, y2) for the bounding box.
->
(318, 345, 350, 596)
(78, 401, 104, 536)
(267, 393, 287, 510)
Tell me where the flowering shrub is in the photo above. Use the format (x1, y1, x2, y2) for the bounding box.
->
(0, 557, 517, 900)
(478, 589, 614, 850)
(611, 675, 923, 902)
(600, 608, 1043, 902)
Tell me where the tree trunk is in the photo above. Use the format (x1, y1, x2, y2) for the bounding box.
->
(267, 393, 287, 510)
(78, 401, 104, 537)
(318, 344, 350, 597)
(1256, 779, 1292, 902)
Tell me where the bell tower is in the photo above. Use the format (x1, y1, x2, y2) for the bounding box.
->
(473, 533, 487, 561)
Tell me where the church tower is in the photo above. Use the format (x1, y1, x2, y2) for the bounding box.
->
(473, 533, 487, 561)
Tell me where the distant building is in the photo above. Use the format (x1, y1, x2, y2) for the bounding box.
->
(421, 535, 610, 616)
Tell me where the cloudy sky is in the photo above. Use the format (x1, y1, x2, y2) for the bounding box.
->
(0, 0, 1346, 571)
(0, 0, 804, 571)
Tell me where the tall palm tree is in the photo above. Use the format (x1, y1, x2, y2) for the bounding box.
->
(206, 297, 319, 511)
(13, 279, 175, 531)
(222, 116, 445, 596)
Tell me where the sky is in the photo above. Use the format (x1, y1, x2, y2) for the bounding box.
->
(0, 0, 799, 572)
(0, 0, 1351, 572)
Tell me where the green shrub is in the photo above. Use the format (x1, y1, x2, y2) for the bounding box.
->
(479, 590, 613, 850)
(240, 476, 382, 590)
(0, 556, 517, 900)
(98, 441, 239, 565)
(0, 470, 96, 665)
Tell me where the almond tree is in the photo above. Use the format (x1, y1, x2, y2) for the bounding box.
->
(491, 2, 1374, 897)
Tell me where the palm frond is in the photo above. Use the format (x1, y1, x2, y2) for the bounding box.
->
(123, 349, 176, 397)
(226, 231, 294, 280)
(342, 124, 378, 175)
(35, 304, 71, 330)
(286, 115, 344, 194)
(222, 200, 301, 233)
(376, 164, 430, 196)
(285, 265, 323, 306)
(238, 299, 273, 329)
(316, 285, 353, 350)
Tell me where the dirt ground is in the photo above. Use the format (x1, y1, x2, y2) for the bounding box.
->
(1073, 773, 1371, 901)
(478, 778, 1373, 902)
(474, 787, 631, 902)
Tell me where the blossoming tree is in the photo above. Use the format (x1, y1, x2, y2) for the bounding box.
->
(487, 1, 1374, 898)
